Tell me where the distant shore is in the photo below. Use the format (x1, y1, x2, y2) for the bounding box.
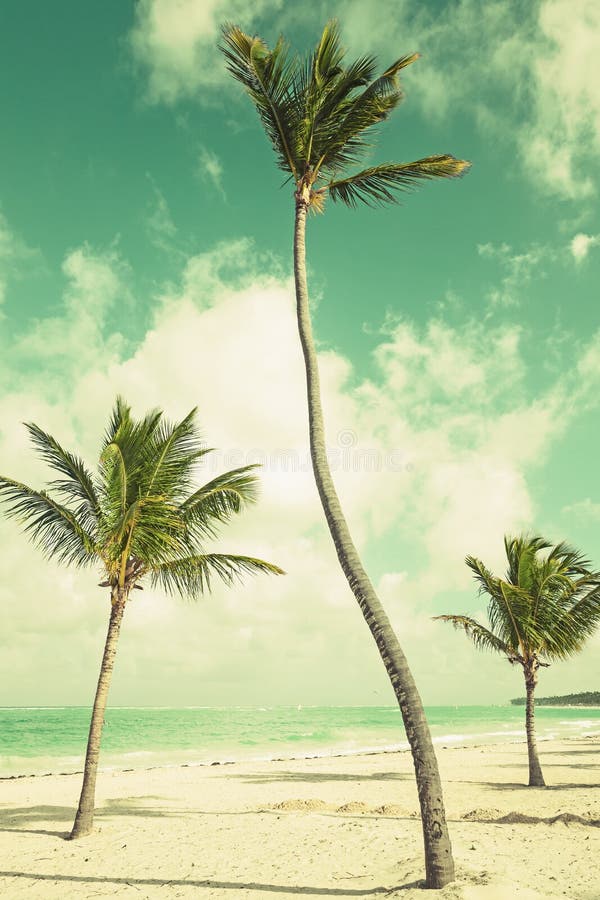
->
(1, 735, 598, 899)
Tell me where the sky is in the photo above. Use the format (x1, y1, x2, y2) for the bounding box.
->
(0, 0, 599, 708)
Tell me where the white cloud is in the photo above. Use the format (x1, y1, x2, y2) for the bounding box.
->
(197, 144, 226, 197)
(562, 498, 600, 520)
(0, 208, 37, 307)
(6, 244, 128, 399)
(570, 232, 600, 263)
(477, 242, 551, 307)
(1, 237, 600, 706)
(0, 210, 20, 256)
(373, 317, 525, 408)
(145, 176, 179, 254)
(129, 0, 282, 103)
(523, 0, 600, 199)
(338, 0, 600, 200)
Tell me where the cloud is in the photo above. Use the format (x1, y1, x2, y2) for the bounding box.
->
(337, 0, 600, 200)
(129, 0, 282, 103)
(562, 498, 600, 520)
(0, 212, 17, 304)
(145, 176, 179, 254)
(477, 242, 551, 307)
(0, 208, 37, 307)
(522, 0, 600, 199)
(570, 232, 600, 263)
(1, 237, 600, 706)
(197, 144, 226, 198)
(5, 244, 128, 397)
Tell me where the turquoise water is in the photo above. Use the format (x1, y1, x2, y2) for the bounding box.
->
(1, 705, 599, 777)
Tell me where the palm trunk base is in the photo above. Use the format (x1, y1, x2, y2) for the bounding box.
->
(528, 757, 546, 788)
(528, 774, 546, 788)
(68, 813, 94, 840)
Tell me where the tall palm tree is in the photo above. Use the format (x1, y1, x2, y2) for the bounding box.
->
(220, 20, 469, 888)
(435, 534, 600, 787)
(0, 397, 282, 839)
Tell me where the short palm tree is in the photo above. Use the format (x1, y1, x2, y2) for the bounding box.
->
(220, 20, 469, 888)
(435, 535, 600, 786)
(0, 397, 283, 839)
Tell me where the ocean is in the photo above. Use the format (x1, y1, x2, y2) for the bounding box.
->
(1, 705, 598, 778)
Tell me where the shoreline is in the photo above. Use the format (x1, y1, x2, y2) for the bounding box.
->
(3, 728, 599, 783)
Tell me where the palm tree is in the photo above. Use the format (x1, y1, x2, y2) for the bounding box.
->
(220, 20, 469, 888)
(0, 397, 283, 839)
(435, 534, 600, 787)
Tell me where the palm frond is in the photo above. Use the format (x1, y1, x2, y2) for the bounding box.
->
(465, 554, 500, 599)
(181, 465, 261, 540)
(125, 497, 189, 569)
(142, 407, 207, 499)
(302, 28, 418, 176)
(490, 579, 543, 652)
(25, 422, 99, 530)
(328, 156, 469, 207)
(98, 441, 128, 528)
(99, 401, 166, 529)
(466, 555, 526, 653)
(310, 19, 345, 85)
(546, 539, 592, 576)
(301, 52, 379, 170)
(150, 553, 284, 599)
(311, 56, 418, 177)
(378, 53, 420, 84)
(504, 534, 550, 586)
(103, 396, 162, 459)
(0, 475, 96, 567)
(102, 396, 131, 450)
(220, 25, 300, 178)
(433, 615, 516, 659)
(539, 581, 600, 660)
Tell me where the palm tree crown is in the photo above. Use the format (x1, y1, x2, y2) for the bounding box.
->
(220, 20, 469, 211)
(0, 396, 283, 597)
(436, 534, 600, 787)
(436, 534, 600, 667)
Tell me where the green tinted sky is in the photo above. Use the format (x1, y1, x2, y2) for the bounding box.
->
(0, 0, 599, 707)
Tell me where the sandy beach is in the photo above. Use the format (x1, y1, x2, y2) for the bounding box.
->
(1, 736, 598, 899)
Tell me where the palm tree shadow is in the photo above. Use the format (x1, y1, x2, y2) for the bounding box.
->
(491, 760, 600, 770)
(240, 771, 408, 784)
(0, 870, 398, 895)
(0, 797, 185, 838)
(14, 826, 69, 838)
(542, 747, 600, 756)
(471, 781, 598, 791)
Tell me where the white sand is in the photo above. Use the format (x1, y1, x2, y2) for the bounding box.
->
(1, 736, 598, 899)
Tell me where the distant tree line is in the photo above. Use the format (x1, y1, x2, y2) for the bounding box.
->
(510, 692, 600, 706)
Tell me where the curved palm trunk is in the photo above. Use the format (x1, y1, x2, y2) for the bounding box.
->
(524, 664, 545, 787)
(69, 594, 126, 839)
(293, 197, 454, 889)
